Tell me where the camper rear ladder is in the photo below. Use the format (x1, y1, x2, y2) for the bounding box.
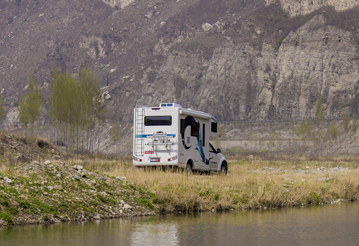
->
(134, 107, 145, 156)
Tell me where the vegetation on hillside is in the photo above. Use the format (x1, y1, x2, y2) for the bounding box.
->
(14, 68, 108, 153)
(0, 93, 3, 122)
(48, 68, 107, 152)
(18, 72, 43, 131)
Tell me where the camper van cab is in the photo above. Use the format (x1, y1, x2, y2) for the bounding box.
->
(133, 103, 228, 174)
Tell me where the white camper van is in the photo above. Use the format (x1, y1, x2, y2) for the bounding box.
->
(133, 103, 228, 174)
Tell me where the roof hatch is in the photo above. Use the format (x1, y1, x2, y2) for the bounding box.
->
(159, 103, 182, 108)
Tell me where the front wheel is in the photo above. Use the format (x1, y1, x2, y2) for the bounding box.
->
(220, 164, 227, 175)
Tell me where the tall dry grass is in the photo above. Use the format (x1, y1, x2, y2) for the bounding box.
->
(75, 157, 359, 213)
(2, 152, 358, 213)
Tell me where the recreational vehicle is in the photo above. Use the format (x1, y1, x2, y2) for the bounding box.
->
(133, 103, 228, 174)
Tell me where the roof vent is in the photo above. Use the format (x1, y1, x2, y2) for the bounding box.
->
(159, 103, 182, 108)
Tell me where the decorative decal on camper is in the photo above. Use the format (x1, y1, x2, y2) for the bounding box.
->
(135, 134, 176, 138)
(181, 116, 206, 164)
(181, 116, 196, 150)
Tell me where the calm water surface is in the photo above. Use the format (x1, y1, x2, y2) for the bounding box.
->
(1, 202, 359, 246)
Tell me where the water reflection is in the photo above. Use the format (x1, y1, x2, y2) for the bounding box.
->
(1, 202, 359, 246)
(130, 221, 179, 246)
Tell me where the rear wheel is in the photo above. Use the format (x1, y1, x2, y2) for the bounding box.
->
(220, 163, 227, 175)
(186, 163, 192, 175)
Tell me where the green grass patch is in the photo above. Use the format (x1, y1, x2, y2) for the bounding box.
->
(29, 198, 55, 213)
(0, 212, 13, 225)
(310, 191, 320, 204)
(6, 207, 18, 215)
(19, 201, 31, 209)
(214, 193, 220, 201)
(135, 198, 154, 209)
(0, 195, 10, 207)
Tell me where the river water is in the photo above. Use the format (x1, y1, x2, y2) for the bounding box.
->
(1, 202, 359, 246)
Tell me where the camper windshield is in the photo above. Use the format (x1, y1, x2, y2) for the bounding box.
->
(144, 116, 172, 126)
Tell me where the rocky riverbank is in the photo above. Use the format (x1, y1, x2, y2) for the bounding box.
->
(0, 159, 156, 227)
(0, 133, 157, 227)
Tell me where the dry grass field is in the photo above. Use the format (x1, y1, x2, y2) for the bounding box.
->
(76, 155, 359, 213)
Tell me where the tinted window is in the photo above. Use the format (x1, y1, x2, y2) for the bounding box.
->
(191, 121, 199, 137)
(180, 119, 185, 134)
(202, 124, 205, 146)
(211, 122, 218, 133)
(144, 116, 172, 126)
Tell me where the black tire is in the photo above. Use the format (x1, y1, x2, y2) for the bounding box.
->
(186, 162, 192, 175)
(220, 163, 227, 175)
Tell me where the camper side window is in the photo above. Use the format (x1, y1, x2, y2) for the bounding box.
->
(144, 116, 172, 126)
(211, 122, 218, 133)
(191, 122, 200, 137)
(180, 119, 185, 134)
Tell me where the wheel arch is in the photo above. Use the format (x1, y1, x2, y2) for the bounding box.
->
(185, 157, 194, 168)
(221, 160, 228, 168)
(218, 158, 227, 170)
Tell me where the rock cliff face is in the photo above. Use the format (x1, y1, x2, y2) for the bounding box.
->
(136, 2, 359, 121)
(101, 0, 135, 9)
(266, 0, 359, 16)
(1, 0, 359, 124)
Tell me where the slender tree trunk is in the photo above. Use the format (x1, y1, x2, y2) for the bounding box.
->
(76, 125, 79, 152)
(81, 124, 84, 152)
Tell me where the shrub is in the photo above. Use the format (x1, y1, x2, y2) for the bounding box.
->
(315, 97, 325, 122)
(352, 118, 358, 133)
(0, 212, 13, 225)
(343, 109, 350, 131)
(327, 123, 338, 140)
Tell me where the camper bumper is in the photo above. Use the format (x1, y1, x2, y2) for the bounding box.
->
(133, 156, 179, 166)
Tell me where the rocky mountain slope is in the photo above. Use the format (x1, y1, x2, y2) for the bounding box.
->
(1, 0, 359, 123)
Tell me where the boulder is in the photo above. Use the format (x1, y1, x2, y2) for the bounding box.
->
(254, 27, 262, 35)
(73, 165, 83, 171)
(93, 214, 101, 220)
(117, 176, 126, 182)
(54, 185, 62, 190)
(72, 175, 80, 181)
(202, 23, 213, 32)
(102, 91, 111, 100)
(77, 170, 87, 178)
(4, 177, 13, 183)
(124, 204, 132, 209)
(145, 11, 153, 19)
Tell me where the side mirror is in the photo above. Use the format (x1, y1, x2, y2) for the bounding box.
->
(217, 148, 221, 153)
